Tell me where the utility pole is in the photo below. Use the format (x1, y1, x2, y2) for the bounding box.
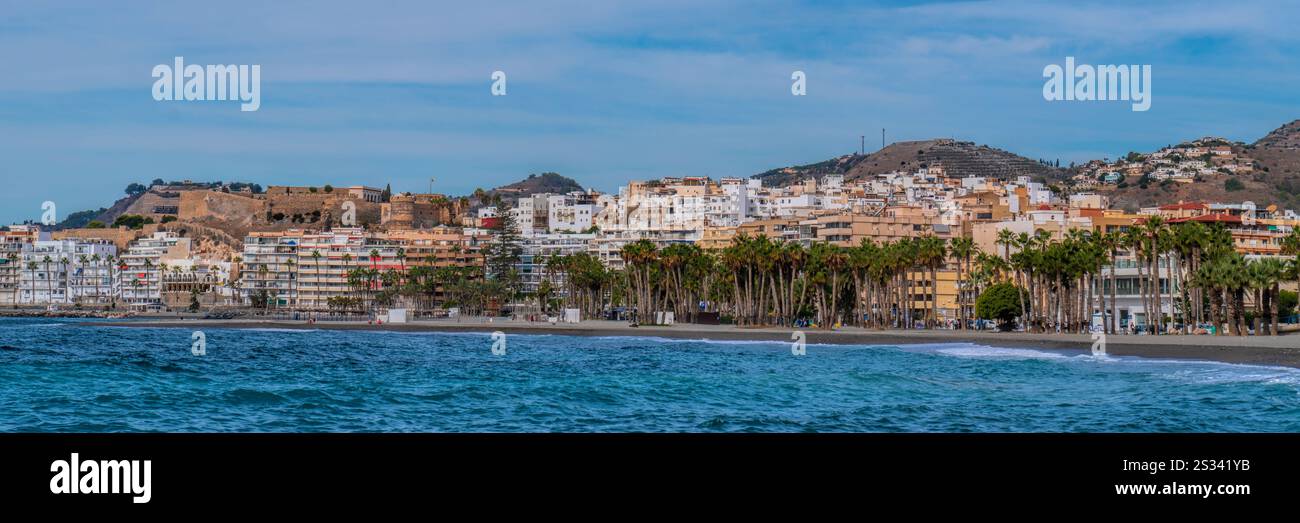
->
(860, 135, 865, 155)
(428, 177, 436, 195)
(881, 128, 886, 150)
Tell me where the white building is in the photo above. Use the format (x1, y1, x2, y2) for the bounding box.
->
(546, 194, 597, 233)
(515, 233, 596, 296)
(17, 238, 116, 305)
(118, 231, 192, 309)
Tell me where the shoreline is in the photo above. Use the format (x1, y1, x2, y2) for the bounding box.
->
(75, 317, 1300, 369)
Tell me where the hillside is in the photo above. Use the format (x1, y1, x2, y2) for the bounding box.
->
(1095, 121, 1300, 210)
(1245, 119, 1300, 208)
(751, 154, 866, 187)
(753, 139, 1063, 186)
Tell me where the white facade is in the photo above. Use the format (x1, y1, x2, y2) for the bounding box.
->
(546, 194, 596, 233)
(17, 239, 116, 305)
(119, 232, 192, 309)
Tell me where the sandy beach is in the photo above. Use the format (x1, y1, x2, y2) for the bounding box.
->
(79, 317, 1300, 369)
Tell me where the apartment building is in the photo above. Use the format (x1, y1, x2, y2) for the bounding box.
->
(240, 230, 302, 307)
(516, 233, 596, 295)
(808, 213, 955, 248)
(0, 225, 42, 306)
(16, 238, 116, 305)
(118, 231, 192, 309)
(547, 193, 597, 233)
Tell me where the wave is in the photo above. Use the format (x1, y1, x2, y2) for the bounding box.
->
(922, 342, 1300, 388)
(929, 344, 1072, 360)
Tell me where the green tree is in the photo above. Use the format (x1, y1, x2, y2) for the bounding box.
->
(976, 282, 1027, 331)
(484, 200, 523, 304)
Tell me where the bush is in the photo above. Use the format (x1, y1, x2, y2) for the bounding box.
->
(1281, 290, 1298, 320)
(976, 283, 1028, 331)
(1224, 178, 1245, 192)
(111, 214, 151, 230)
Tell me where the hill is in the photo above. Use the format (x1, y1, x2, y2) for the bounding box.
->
(751, 154, 867, 187)
(753, 139, 1063, 186)
(472, 172, 585, 206)
(1096, 122, 1300, 210)
(1244, 119, 1300, 208)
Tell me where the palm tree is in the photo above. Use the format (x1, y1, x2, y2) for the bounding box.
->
(996, 228, 1015, 262)
(39, 255, 53, 305)
(914, 235, 946, 328)
(257, 264, 269, 309)
(310, 250, 323, 310)
(341, 252, 354, 306)
(949, 237, 977, 330)
(369, 248, 381, 307)
(26, 261, 38, 305)
(285, 257, 296, 310)
(1254, 257, 1286, 336)
(6, 253, 18, 307)
(89, 253, 102, 305)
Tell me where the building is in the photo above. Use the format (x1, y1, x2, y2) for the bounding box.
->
(0, 225, 42, 306)
(16, 238, 116, 305)
(516, 233, 596, 296)
(240, 230, 302, 308)
(117, 231, 192, 310)
(807, 212, 954, 248)
(547, 193, 597, 233)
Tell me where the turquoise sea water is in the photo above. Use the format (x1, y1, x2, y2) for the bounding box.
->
(1, 317, 1298, 432)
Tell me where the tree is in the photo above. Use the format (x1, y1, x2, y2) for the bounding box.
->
(112, 214, 152, 230)
(949, 237, 977, 330)
(976, 283, 1027, 331)
(1279, 290, 1297, 320)
(484, 200, 523, 304)
(1224, 178, 1245, 192)
(86, 220, 105, 229)
(125, 183, 147, 196)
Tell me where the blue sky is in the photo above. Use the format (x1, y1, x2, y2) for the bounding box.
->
(2, 0, 1298, 225)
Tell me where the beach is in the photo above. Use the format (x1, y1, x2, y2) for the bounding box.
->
(82, 317, 1300, 369)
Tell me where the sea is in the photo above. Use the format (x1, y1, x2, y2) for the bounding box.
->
(2, 317, 1298, 432)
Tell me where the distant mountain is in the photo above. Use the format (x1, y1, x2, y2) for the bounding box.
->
(753, 139, 1063, 186)
(472, 172, 584, 206)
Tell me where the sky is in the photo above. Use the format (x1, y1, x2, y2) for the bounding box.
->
(2, 0, 1298, 225)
